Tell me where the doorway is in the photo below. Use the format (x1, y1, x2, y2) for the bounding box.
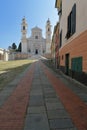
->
(65, 53, 70, 75)
(35, 49, 38, 54)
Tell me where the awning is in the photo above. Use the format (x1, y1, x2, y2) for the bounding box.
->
(55, 0, 61, 9)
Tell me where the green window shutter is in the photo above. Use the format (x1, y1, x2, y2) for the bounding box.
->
(77, 57, 82, 72)
(71, 57, 82, 72)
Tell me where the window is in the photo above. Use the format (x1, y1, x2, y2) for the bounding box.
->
(62, 55, 64, 60)
(48, 28, 50, 31)
(28, 49, 31, 53)
(35, 36, 38, 39)
(23, 26, 25, 30)
(59, 30, 62, 47)
(43, 50, 45, 53)
(66, 4, 76, 39)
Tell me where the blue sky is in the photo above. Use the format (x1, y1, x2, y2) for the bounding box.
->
(0, 0, 58, 49)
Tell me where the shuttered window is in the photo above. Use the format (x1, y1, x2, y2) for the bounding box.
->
(66, 4, 76, 39)
(60, 30, 62, 47)
(71, 4, 76, 34)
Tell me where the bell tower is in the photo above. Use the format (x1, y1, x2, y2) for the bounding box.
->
(21, 17, 28, 53)
(46, 18, 51, 53)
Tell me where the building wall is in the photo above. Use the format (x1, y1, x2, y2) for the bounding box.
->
(55, 23, 59, 68)
(59, 30, 87, 72)
(0, 54, 4, 60)
(21, 38, 27, 53)
(58, 0, 87, 85)
(60, 0, 87, 46)
(9, 52, 29, 60)
(51, 29, 56, 63)
(0, 48, 9, 61)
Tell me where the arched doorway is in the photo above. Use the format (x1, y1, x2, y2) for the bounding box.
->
(35, 49, 38, 54)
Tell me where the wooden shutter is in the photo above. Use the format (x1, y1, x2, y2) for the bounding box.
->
(71, 4, 76, 34)
(60, 30, 62, 47)
(71, 57, 82, 72)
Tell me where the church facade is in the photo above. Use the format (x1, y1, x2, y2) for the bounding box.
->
(21, 18, 51, 55)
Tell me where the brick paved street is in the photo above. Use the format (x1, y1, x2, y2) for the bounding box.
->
(0, 57, 87, 130)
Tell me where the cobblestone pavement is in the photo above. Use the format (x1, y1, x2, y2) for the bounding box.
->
(0, 57, 87, 130)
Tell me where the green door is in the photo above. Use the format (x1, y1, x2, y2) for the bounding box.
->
(65, 53, 70, 75)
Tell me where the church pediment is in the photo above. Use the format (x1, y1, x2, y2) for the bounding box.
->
(32, 26, 42, 31)
(31, 26, 42, 39)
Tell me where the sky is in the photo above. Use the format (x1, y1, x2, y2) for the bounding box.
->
(0, 0, 59, 49)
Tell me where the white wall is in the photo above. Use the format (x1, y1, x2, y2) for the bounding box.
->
(0, 48, 9, 61)
(0, 48, 4, 54)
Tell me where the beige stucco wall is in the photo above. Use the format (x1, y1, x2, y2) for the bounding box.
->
(60, 0, 87, 46)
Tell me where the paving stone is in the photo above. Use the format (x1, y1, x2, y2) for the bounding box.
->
(30, 90, 43, 94)
(24, 113, 50, 130)
(78, 93, 87, 101)
(42, 82, 51, 85)
(46, 102, 64, 110)
(28, 106, 46, 114)
(32, 81, 41, 85)
(50, 128, 77, 130)
(41, 79, 49, 82)
(47, 109, 70, 119)
(0, 85, 17, 107)
(43, 88, 55, 93)
(29, 95, 43, 100)
(45, 97, 60, 103)
(32, 82, 42, 86)
(44, 84, 53, 87)
(29, 97, 44, 106)
(49, 119, 74, 129)
(30, 95, 43, 102)
(44, 93, 57, 98)
(9, 79, 20, 85)
(31, 87, 42, 90)
(32, 79, 41, 82)
(30, 92, 43, 96)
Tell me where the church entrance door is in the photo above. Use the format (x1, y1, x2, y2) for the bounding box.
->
(35, 49, 38, 54)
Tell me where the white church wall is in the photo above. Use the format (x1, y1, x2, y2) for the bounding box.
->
(21, 18, 51, 56)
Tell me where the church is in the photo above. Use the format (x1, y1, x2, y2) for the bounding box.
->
(21, 18, 52, 55)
